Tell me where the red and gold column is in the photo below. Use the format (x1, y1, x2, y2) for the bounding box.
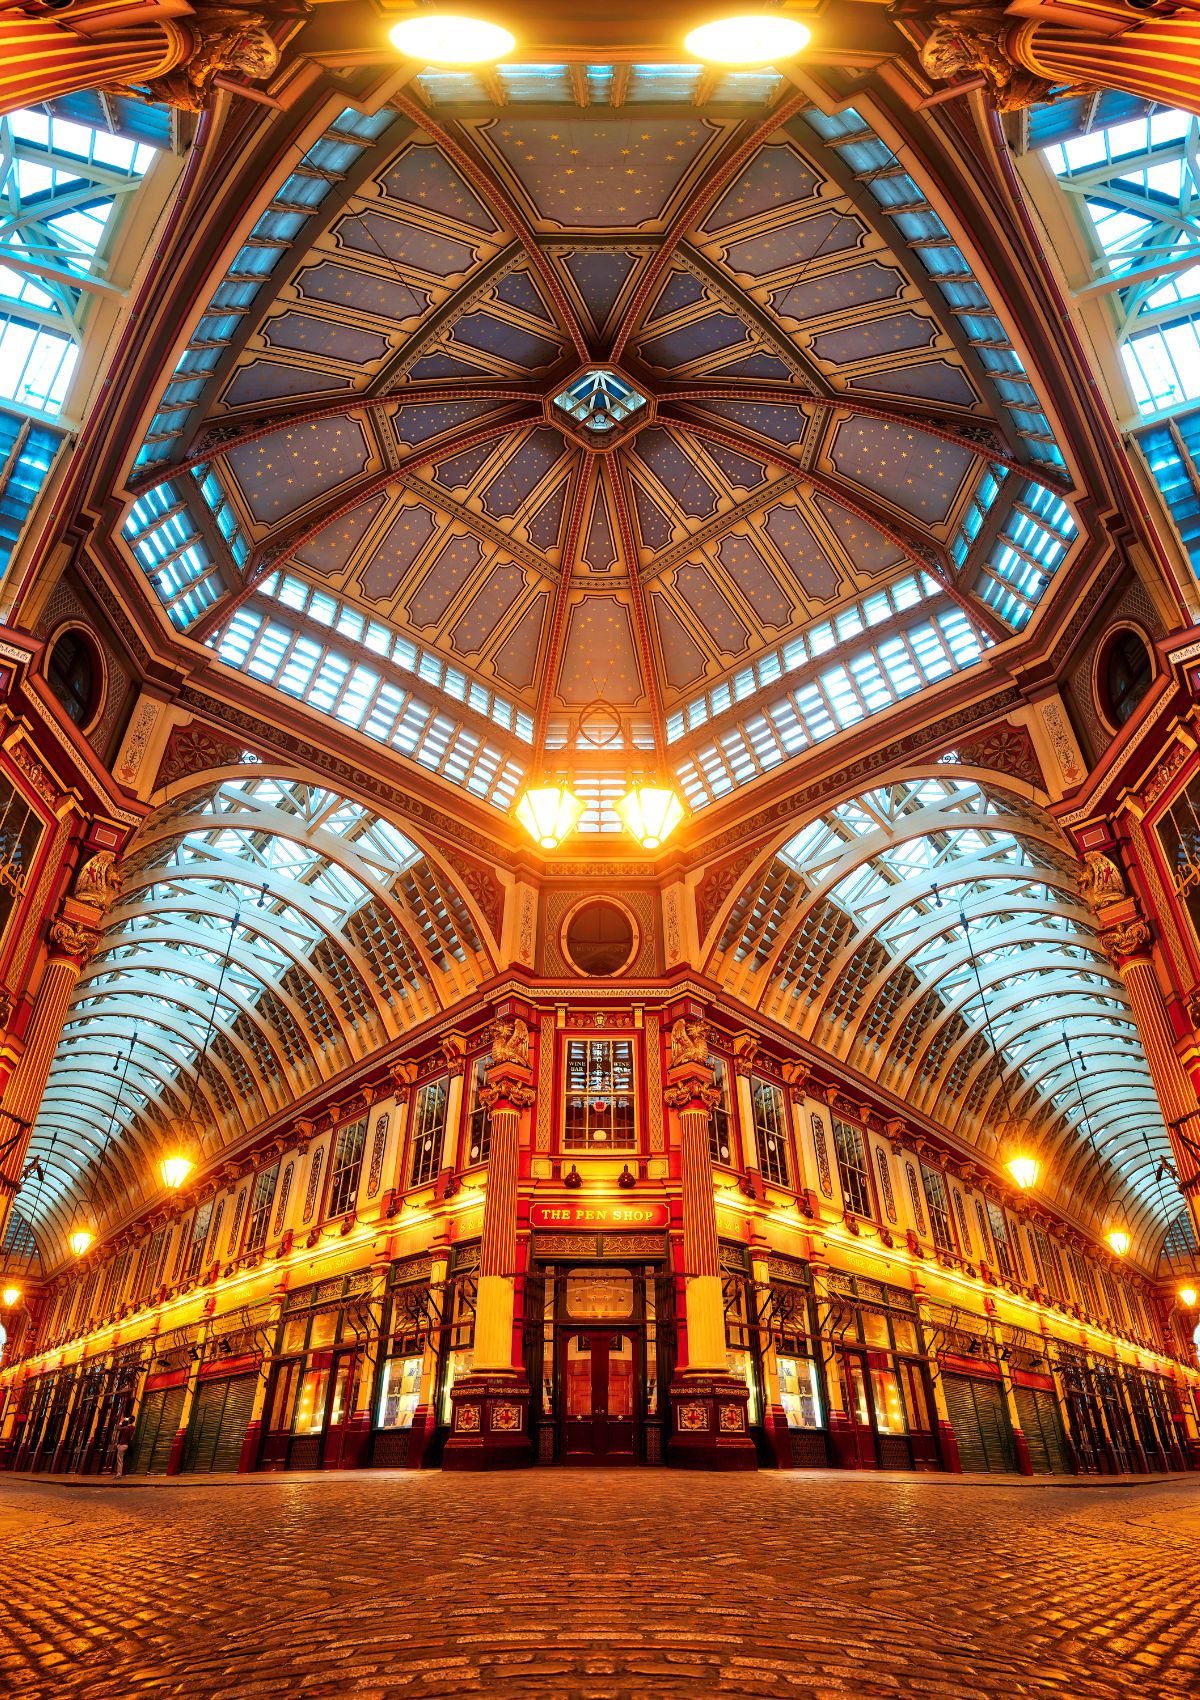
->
(1099, 909, 1200, 1246)
(443, 1026, 535, 1470)
(0, 905, 102, 1246)
(663, 1020, 756, 1470)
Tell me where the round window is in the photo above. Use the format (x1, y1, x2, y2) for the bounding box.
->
(46, 628, 99, 728)
(1101, 628, 1153, 728)
(563, 899, 636, 977)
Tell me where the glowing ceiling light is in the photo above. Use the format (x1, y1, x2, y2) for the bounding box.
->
(1, 1285, 21, 1308)
(1180, 1285, 1198, 1308)
(1104, 1226, 1130, 1257)
(616, 784, 686, 850)
(69, 1224, 95, 1258)
(515, 782, 585, 850)
(1006, 1155, 1039, 1190)
(388, 12, 514, 65)
(160, 1151, 195, 1190)
(685, 12, 811, 66)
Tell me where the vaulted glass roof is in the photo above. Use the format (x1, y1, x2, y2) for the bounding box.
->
(15, 775, 495, 1267)
(106, 81, 1084, 829)
(710, 775, 1178, 1260)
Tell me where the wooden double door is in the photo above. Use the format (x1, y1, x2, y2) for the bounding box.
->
(561, 1329, 638, 1463)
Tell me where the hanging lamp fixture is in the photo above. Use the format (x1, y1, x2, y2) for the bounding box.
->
(615, 780, 686, 851)
(685, 10, 811, 65)
(936, 887, 1041, 1190)
(160, 903, 242, 1191)
(515, 778, 585, 851)
(1062, 1028, 1131, 1257)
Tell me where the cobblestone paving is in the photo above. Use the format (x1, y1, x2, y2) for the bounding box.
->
(2, 1470, 1197, 1700)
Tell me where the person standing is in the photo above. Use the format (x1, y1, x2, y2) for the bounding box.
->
(114, 1413, 135, 1478)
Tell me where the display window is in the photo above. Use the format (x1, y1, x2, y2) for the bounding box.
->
(562, 1036, 636, 1152)
(376, 1357, 423, 1430)
(776, 1356, 823, 1430)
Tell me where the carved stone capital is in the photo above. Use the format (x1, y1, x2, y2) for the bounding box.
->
(389, 1059, 419, 1097)
(663, 1080, 721, 1113)
(480, 1080, 536, 1114)
(1099, 917, 1153, 967)
(47, 915, 102, 963)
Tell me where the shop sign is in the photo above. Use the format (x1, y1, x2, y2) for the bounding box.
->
(529, 1200, 669, 1231)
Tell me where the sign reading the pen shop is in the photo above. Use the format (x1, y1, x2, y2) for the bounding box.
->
(529, 1201, 670, 1231)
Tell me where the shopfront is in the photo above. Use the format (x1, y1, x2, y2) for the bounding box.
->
(370, 1255, 435, 1468)
(824, 1276, 938, 1470)
(764, 1255, 829, 1468)
(261, 1273, 373, 1471)
(526, 1226, 673, 1465)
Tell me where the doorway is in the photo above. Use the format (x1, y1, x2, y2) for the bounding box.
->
(562, 1329, 638, 1463)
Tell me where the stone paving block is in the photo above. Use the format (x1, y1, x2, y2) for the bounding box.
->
(1, 1472, 1199, 1699)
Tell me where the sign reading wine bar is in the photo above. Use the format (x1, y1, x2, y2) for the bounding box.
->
(529, 1200, 670, 1231)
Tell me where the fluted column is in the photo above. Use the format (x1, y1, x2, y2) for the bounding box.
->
(662, 1013, 756, 1469)
(0, 912, 101, 1246)
(1100, 915, 1200, 1246)
(473, 1067, 532, 1371)
(665, 1069, 726, 1372)
(442, 1014, 535, 1471)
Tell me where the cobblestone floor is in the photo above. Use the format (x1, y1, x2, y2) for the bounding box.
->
(2, 1470, 1197, 1700)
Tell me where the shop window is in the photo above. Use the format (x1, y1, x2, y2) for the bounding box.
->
(409, 1078, 449, 1186)
(986, 1201, 1015, 1280)
(750, 1077, 789, 1187)
(46, 627, 99, 727)
(563, 1037, 635, 1152)
(723, 1271, 761, 1424)
(293, 1362, 330, 1435)
(920, 1163, 955, 1255)
(464, 1056, 492, 1166)
(832, 1116, 872, 1218)
(326, 1115, 368, 1218)
(376, 1355, 423, 1429)
(1099, 627, 1153, 728)
(708, 1056, 735, 1166)
(244, 1163, 279, 1255)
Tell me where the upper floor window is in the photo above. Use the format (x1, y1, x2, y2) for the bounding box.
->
(709, 1056, 735, 1166)
(985, 1201, 1015, 1281)
(185, 1200, 214, 1283)
(920, 1163, 955, 1255)
(832, 1116, 872, 1219)
(244, 1163, 279, 1255)
(750, 1078, 789, 1187)
(563, 1038, 635, 1152)
(410, 1078, 448, 1186)
(327, 1115, 368, 1219)
(464, 1056, 492, 1166)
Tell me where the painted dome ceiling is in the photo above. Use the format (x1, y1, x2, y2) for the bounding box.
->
(118, 75, 1078, 831)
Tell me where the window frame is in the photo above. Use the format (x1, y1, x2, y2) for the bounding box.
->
(708, 1054, 736, 1168)
(463, 1054, 492, 1167)
(561, 1034, 637, 1154)
(749, 1075, 790, 1188)
(831, 1115, 874, 1220)
(409, 1076, 450, 1187)
(325, 1114, 368, 1220)
(919, 1162, 956, 1255)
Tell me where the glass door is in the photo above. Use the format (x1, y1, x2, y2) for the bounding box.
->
(321, 1350, 359, 1469)
(836, 1350, 878, 1468)
(261, 1359, 301, 1470)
